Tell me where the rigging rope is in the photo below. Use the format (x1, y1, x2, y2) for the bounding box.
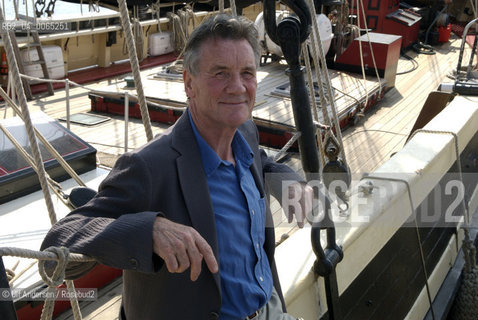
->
(0, 88, 86, 188)
(360, 174, 437, 319)
(133, 18, 145, 61)
(0, 121, 74, 208)
(356, 0, 383, 110)
(407, 129, 478, 320)
(0, 9, 57, 226)
(168, 10, 189, 57)
(408, 129, 477, 320)
(151, 0, 162, 32)
(0, 8, 87, 319)
(304, 0, 347, 165)
(217, 0, 237, 15)
(117, 0, 153, 141)
(230, 0, 237, 16)
(301, 42, 326, 166)
(0, 246, 94, 320)
(218, 0, 224, 13)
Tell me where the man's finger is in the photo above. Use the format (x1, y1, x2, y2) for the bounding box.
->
(186, 242, 204, 281)
(188, 252, 203, 281)
(175, 247, 191, 273)
(195, 236, 218, 275)
(163, 254, 179, 273)
(298, 185, 314, 228)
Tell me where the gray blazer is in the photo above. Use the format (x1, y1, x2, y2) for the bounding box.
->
(41, 113, 302, 320)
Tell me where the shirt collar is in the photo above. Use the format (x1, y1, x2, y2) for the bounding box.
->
(188, 110, 254, 176)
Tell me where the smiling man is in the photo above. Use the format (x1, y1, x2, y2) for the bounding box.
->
(42, 14, 310, 320)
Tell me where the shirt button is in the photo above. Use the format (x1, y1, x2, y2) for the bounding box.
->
(256, 243, 259, 249)
(259, 276, 264, 282)
(252, 209, 255, 215)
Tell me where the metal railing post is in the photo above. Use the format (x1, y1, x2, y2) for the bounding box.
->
(65, 78, 70, 130)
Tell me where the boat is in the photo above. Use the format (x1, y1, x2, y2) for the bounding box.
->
(0, 1, 477, 320)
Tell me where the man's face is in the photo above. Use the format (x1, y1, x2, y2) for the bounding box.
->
(184, 38, 257, 131)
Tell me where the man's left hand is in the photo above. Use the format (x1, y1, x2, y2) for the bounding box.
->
(283, 182, 314, 228)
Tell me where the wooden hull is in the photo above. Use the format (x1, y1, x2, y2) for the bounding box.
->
(276, 94, 478, 320)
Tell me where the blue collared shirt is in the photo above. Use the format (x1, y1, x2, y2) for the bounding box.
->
(189, 112, 273, 319)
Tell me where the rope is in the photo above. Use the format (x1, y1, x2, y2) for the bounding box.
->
(408, 129, 477, 320)
(168, 11, 188, 56)
(0, 9, 58, 226)
(117, 0, 153, 142)
(38, 247, 70, 288)
(301, 42, 325, 166)
(304, 0, 347, 165)
(0, 246, 94, 320)
(0, 247, 93, 263)
(6, 267, 15, 281)
(8, 261, 37, 286)
(0, 120, 75, 208)
(355, 0, 382, 107)
(219, 0, 224, 13)
(133, 19, 145, 61)
(360, 175, 436, 319)
(178, 6, 195, 43)
(37, 247, 75, 320)
(273, 131, 301, 162)
(67, 278, 83, 320)
(0, 87, 86, 188)
(230, 0, 237, 16)
(1, 12, 95, 318)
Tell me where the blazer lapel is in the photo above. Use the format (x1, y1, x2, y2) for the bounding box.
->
(170, 114, 220, 284)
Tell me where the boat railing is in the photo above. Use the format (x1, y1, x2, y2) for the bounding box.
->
(15, 72, 183, 153)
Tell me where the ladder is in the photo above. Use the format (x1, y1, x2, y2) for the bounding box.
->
(8, 30, 54, 100)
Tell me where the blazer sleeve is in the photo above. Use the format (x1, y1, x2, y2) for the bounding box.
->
(247, 121, 306, 202)
(40, 152, 162, 279)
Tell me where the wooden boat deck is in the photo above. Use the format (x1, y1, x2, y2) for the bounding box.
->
(1, 32, 472, 319)
(87, 56, 386, 150)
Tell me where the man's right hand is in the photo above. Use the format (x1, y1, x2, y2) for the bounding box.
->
(152, 216, 218, 281)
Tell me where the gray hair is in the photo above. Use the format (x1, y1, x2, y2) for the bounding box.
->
(183, 14, 260, 75)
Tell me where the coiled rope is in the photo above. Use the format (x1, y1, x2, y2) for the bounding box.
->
(167, 6, 195, 57)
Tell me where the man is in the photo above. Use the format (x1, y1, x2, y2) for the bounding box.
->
(42, 14, 311, 320)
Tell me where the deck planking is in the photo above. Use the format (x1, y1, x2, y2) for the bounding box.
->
(343, 36, 465, 174)
(1, 32, 473, 320)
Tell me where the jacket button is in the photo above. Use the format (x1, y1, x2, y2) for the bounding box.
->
(208, 312, 219, 320)
(129, 258, 138, 269)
